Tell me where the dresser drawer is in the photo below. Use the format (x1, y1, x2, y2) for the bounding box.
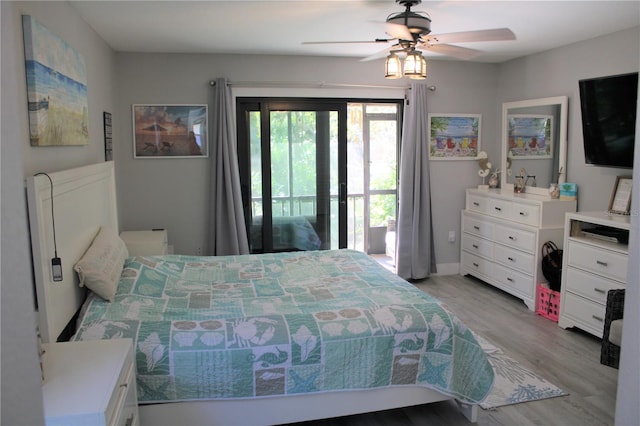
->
(562, 292, 606, 337)
(461, 251, 492, 276)
(493, 224, 536, 253)
(462, 215, 493, 239)
(565, 266, 624, 304)
(487, 198, 512, 220)
(510, 202, 540, 226)
(493, 263, 534, 297)
(494, 244, 535, 275)
(567, 240, 628, 282)
(106, 343, 136, 426)
(462, 234, 493, 259)
(467, 194, 489, 214)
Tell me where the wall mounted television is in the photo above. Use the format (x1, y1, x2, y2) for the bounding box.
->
(579, 72, 638, 169)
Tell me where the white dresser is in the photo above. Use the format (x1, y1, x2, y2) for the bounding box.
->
(460, 188, 576, 310)
(41, 339, 139, 426)
(558, 211, 630, 337)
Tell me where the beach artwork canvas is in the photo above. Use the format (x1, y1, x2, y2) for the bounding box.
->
(22, 15, 89, 146)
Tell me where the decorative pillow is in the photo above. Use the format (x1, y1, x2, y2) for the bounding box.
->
(74, 226, 128, 302)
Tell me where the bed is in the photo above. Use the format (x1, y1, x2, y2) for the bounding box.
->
(27, 162, 494, 425)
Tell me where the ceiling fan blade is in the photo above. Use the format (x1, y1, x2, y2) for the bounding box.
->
(418, 43, 483, 60)
(302, 39, 390, 45)
(360, 45, 397, 62)
(426, 28, 516, 44)
(385, 22, 413, 40)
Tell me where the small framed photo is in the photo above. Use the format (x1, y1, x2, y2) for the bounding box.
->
(428, 114, 481, 160)
(132, 104, 208, 158)
(608, 176, 633, 215)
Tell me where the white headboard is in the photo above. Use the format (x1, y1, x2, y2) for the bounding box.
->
(26, 162, 119, 343)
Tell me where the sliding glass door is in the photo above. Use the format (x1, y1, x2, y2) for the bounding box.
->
(237, 100, 347, 253)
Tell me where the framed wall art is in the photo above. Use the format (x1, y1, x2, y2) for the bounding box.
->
(103, 112, 112, 161)
(22, 15, 89, 146)
(507, 114, 553, 159)
(608, 175, 633, 215)
(428, 114, 481, 160)
(132, 104, 208, 158)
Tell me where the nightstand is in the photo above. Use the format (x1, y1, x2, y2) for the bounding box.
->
(41, 339, 139, 426)
(120, 229, 168, 256)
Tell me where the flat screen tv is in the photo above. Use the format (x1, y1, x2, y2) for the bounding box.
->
(579, 72, 638, 169)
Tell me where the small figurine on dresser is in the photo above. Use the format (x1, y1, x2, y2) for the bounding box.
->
(477, 151, 492, 189)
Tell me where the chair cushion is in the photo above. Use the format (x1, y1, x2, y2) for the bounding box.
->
(609, 319, 623, 346)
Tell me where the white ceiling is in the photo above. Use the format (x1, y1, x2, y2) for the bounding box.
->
(70, 1, 640, 63)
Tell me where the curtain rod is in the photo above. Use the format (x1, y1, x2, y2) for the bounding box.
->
(209, 80, 436, 91)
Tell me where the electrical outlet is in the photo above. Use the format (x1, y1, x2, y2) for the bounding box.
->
(196, 247, 201, 255)
(448, 231, 456, 243)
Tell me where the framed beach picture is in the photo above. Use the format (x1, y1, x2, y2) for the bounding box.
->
(507, 114, 553, 159)
(22, 15, 89, 146)
(428, 114, 481, 160)
(132, 104, 208, 158)
(608, 176, 633, 215)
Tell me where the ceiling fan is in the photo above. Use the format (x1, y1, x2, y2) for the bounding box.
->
(303, 0, 515, 63)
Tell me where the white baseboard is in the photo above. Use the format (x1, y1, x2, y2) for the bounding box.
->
(433, 263, 460, 276)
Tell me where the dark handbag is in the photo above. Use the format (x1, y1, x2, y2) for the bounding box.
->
(541, 241, 563, 291)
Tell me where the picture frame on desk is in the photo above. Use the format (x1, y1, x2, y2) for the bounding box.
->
(608, 176, 633, 215)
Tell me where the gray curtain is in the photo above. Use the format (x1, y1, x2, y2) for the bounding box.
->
(395, 83, 436, 279)
(208, 78, 250, 255)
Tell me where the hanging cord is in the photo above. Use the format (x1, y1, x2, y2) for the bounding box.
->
(34, 172, 59, 260)
(34, 172, 63, 281)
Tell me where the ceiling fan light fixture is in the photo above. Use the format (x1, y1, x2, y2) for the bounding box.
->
(385, 53, 403, 79)
(403, 50, 427, 79)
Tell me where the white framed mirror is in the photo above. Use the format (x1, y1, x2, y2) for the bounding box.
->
(501, 96, 568, 196)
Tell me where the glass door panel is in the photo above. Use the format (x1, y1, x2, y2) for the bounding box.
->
(239, 100, 346, 253)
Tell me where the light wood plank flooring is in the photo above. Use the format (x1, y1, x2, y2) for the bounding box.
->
(292, 272, 619, 426)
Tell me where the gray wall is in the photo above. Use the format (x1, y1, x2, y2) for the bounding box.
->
(114, 53, 500, 265)
(1, 1, 116, 423)
(498, 27, 640, 212)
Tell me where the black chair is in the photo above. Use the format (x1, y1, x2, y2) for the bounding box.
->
(600, 289, 625, 369)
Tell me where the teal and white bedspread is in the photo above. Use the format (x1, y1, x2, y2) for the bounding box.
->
(73, 249, 494, 404)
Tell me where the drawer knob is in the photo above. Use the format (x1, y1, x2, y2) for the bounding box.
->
(494, 207, 502, 211)
(508, 257, 515, 262)
(472, 244, 479, 249)
(473, 262, 479, 267)
(507, 277, 514, 282)
(508, 236, 516, 241)
(473, 202, 480, 206)
(596, 260, 608, 267)
(592, 315, 604, 322)
(519, 211, 528, 216)
(594, 288, 606, 294)
(474, 226, 480, 231)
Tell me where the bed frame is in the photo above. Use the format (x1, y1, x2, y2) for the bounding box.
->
(27, 162, 478, 425)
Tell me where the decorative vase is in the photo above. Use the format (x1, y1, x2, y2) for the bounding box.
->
(488, 172, 499, 189)
(549, 183, 560, 199)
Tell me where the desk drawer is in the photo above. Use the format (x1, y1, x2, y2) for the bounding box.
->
(565, 266, 624, 304)
(467, 194, 489, 214)
(493, 224, 536, 253)
(494, 263, 534, 297)
(462, 234, 492, 259)
(461, 251, 492, 276)
(494, 244, 535, 275)
(511, 202, 540, 226)
(487, 198, 512, 220)
(563, 292, 606, 337)
(462, 215, 493, 239)
(567, 241, 628, 282)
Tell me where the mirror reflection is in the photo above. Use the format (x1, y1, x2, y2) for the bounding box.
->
(501, 96, 568, 195)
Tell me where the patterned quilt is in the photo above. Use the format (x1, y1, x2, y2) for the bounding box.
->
(73, 249, 494, 404)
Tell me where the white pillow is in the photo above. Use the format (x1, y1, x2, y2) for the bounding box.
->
(74, 226, 129, 302)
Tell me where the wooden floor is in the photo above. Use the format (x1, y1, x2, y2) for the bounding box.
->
(292, 272, 619, 426)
